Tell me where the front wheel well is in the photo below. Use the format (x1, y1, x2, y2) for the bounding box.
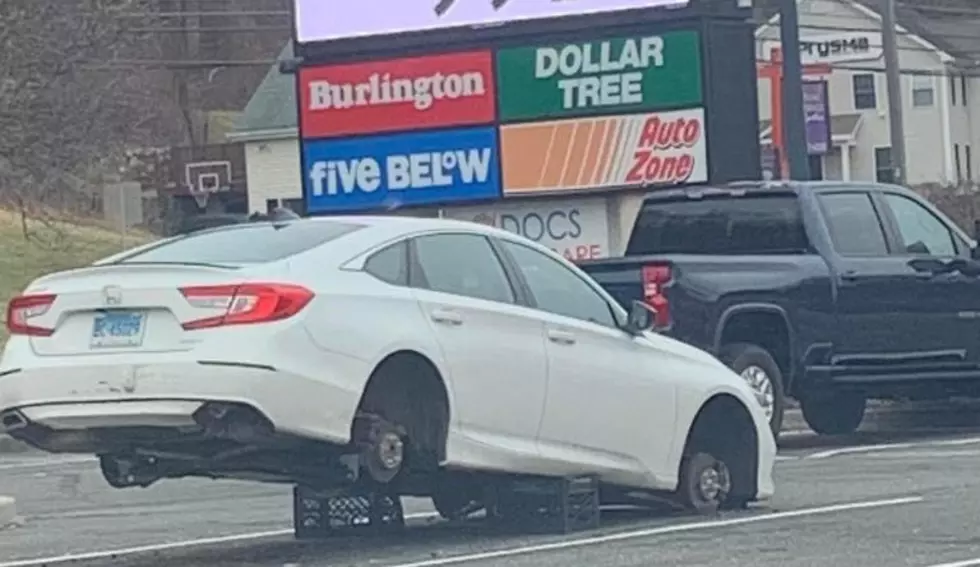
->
(719, 311, 791, 391)
(355, 351, 450, 465)
(681, 394, 759, 503)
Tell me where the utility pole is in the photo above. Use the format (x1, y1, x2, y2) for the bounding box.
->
(779, 0, 810, 180)
(882, 0, 906, 184)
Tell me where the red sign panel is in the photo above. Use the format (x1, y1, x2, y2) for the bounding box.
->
(299, 51, 496, 139)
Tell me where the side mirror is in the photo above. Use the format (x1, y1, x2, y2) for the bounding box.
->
(624, 300, 656, 334)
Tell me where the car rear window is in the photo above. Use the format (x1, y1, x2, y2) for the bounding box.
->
(626, 194, 809, 255)
(115, 220, 364, 265)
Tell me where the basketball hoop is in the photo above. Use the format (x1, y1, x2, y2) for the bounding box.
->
(184, 161, 232, 210)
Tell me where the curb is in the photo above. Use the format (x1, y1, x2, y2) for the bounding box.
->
(0, 496, 15, 530)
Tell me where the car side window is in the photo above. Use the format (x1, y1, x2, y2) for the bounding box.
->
(817, 192, 889, 256)
(413, 233, 515, 304)
(881, 193, 957, 256)
(364, 241, 408, 285)
(500, 240, 617, 328)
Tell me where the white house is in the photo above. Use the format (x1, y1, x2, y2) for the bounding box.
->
(756, 0, 980, 185)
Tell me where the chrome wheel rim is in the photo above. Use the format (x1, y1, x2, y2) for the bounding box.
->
(698, 461, 731, 503)
(740, 365, 776, 421)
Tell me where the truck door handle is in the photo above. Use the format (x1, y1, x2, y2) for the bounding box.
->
(547, 329, 576, 345)
(430, 309, 463, 326)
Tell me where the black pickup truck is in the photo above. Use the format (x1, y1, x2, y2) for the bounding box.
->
(579, 181, 980, 438)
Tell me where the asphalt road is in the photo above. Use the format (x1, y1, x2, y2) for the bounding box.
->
(6, 404, 980, 567)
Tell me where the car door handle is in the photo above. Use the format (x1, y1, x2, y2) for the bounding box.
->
(430, 309, 463, 326)
(840, 270, 859, 282)
(546, 329, 576, 345)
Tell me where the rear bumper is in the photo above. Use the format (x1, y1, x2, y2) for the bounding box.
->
(0, 361, 359, 450)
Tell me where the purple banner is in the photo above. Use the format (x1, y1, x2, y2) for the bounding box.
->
(294, 0, 689, 43)
(802, 81, 831, 156)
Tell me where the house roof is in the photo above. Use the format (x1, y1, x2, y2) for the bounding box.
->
(227, 42, 297, 142)
(756, 0, 980, 64)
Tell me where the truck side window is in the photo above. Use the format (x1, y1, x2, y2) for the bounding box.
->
(818, 193, 889, 256)
(881, 193, 957, 257)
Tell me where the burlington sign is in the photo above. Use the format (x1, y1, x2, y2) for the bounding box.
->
(496, 31, 702, 121)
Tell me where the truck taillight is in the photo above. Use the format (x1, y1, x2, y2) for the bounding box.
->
(641, 264, 672, 329)
(179, 283, 314, 330)
(6, 294, 57, 336)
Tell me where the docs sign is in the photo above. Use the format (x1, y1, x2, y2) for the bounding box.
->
(303, 127, 501, 213)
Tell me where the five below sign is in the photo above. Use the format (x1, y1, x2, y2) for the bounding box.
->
(495, 30, 702, 122)
(303, 126, 501, 213)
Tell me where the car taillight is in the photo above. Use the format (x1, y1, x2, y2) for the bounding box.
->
(179, 283, 314, 330)
(6, 294, 57, 336)
(641, 264, 672, 329)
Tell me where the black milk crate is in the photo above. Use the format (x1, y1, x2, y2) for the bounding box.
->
(491, 474, 600, 534)
(293, 485, 404, 539)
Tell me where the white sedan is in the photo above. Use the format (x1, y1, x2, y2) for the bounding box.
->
(0, 215, 774, 518)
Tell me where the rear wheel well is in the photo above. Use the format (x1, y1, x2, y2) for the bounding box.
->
(681, 394, 758, 503)
(356, 351, 450, 466)
(719, 311, 791, 390)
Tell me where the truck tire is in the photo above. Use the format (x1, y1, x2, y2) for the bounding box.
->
(800, 391, 866, 436)
(719, 343, 786, 438)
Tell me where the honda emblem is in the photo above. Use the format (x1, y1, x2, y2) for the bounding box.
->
(102, 285, 122, 306)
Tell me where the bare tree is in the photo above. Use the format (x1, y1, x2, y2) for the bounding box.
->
(0, 0, 158, 238)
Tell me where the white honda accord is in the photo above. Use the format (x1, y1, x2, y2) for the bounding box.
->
(0, 215, 774, 516)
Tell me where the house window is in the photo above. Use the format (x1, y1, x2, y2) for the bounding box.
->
(853, 74, 877, 110)
(875, 147, 894, 183)
(912, 75, 934, 107)
(955, 144, 962, 182)
(265, 199, 279, 213)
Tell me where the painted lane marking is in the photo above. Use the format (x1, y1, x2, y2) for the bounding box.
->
(806, 435, 980, 460)
(0, 512, 439, 567)
(0, 456, 95, 471)
(381, 496, 924, 567)
(923, 558, 980, 567)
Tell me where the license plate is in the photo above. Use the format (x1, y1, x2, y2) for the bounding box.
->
(90, 310, 147, 348)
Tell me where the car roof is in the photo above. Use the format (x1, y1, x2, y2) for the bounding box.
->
(640, 180, 927, 204)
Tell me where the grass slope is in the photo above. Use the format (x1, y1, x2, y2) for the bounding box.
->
(0, 210, 154, 344)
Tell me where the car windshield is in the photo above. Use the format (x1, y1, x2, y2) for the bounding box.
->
(112, 220, 363, 265)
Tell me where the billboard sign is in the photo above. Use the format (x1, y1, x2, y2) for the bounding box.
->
(303, 126, 501, 213)
(496, 31, 702, 122)
(293, 0, 690, 44)
(802, 80, 831, 155)
(299, 51, 496, 139)
(498, 107, 707, 196)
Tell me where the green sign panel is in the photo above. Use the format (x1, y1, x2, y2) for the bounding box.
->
(495, 30, 703, 122)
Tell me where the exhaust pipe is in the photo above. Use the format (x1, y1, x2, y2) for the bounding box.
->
(0, 410, 28, 431)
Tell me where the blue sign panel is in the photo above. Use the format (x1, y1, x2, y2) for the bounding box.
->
(303, 126, 501, 213)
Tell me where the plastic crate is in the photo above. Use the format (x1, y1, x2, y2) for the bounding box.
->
(491, 474, 600, 534)
(293, 485, 404, 539)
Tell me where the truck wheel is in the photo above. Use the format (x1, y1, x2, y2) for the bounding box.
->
(719, 343, 785, 438)
(800, 391, 866, 436)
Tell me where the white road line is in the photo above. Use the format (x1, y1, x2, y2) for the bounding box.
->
(922, 558, 980, 567)
(380, 496, 924, 567)
(0, 456, 95, 471)
(806, 435, 980, 460)
(0, 512, 439, 567)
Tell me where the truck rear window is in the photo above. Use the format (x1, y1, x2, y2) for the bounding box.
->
(626, 195, 809, 255)
(115, 220, 364, 265)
